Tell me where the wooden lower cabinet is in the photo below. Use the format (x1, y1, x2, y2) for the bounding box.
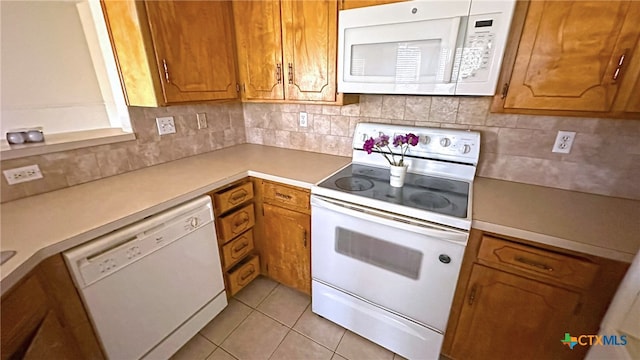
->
(1, 255, 104, 360)
(442, 229, 629, 360)
(449, 264, 580, 360)
(262, 203, 311, 294)
(253, 178, 312, 295)
(209, 179, 260, 297)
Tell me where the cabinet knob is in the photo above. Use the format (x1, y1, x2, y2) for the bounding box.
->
(440, 137, 451, 147)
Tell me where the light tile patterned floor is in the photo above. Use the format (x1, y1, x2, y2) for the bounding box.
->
(171, 276, 407, 360)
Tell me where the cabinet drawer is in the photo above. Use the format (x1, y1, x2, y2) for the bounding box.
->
(263, 181, 309, 212)
(217, 204, 255, 244)
(478, 236, 599, 289)
(214, 182, 254, 214)
(221, 230, 255, 269)
(226, 255, 260, 296)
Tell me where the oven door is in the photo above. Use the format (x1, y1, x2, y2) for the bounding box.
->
(311, 195, 467, 331)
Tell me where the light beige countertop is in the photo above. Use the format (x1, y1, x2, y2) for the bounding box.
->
(2, 144, 639, 295)
(473, 177, 640, 262)
(0, 144, 350, 294)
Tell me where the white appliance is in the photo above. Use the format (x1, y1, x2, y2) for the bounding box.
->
(64, 196, 227, 360)
(337, 0, 515, 95)
(586, 250, 640, 360)
(311, 123, 480, 359)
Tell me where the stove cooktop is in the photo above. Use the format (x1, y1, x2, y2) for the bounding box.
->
(316, 164, 470, 219)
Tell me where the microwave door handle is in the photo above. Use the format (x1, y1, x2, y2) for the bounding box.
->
(311, 196, 467, 244)
(443, 17, 462, 83)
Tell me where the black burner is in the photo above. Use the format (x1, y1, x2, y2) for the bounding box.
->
(335, 177, 375, 191)
(408, 192, 452, 210)
(316, 164, 469, 219)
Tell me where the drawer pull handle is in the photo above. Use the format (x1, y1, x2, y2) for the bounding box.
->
(230, 189, 248, 202)
(233, 213, 250, 228)
(239, 265, 255, 284)
(233, 241, 249, 254)
(275, 191, 292, 200)
(515, 256, 554, 272)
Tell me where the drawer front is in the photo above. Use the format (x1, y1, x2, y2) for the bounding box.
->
(218, 204, 255, 244)
(221, 230, 254, 270)
(227, 255, 260, 296)
(263, 181, 310, 212)
(478, 236, 599, 289)
(214, 182, 254, 214)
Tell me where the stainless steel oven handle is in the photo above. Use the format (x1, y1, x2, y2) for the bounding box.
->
(311, 196, 468, 245)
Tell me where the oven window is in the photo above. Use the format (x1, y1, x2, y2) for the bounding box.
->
(335, 228, 423, 279)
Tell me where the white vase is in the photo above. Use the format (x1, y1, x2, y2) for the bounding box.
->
(389, 164, 408, 187)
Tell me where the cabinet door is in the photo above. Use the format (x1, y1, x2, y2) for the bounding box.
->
(449, 264, 581, 360)
(145, 1, 238, 103)
(262, 203, 311, 294)
(281, 0, 337, 102)
(504, 1, 640, 112)
(232, 0, 285, 100)
(23, 312, 82, 360)
(340, 0, 406, 10)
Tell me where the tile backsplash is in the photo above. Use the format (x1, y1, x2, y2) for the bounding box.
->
(244, 95, 640, 200)
(0, 102, 245, 203)
(2, 95, 639, 203)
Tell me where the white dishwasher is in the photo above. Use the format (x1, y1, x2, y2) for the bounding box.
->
(64, 196, 227, 360)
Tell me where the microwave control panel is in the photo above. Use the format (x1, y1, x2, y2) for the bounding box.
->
(453, 14, 500, 83)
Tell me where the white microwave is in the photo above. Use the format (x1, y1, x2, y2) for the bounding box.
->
(337, 0, 515, 96)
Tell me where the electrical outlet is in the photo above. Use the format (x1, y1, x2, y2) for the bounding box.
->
(299, 112, 308, 127)
(156, 116, 176, 135)
(552, 131, 576, 154)
(196, 113, 208, 129)
(3, 165, 43, 185)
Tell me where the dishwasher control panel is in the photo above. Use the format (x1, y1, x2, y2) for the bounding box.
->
(64, 197, 215, 288)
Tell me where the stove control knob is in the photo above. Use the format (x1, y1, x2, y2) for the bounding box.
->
(190, 217, 199, 228)
(362, 133, 368, 141)
(459, 144, 471, 154)
(439, 254, 451, 264)
(440, 137, 451, 147)
(421, 135, 431, 145)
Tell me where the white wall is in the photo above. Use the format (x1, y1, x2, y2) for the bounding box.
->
(1, 1, 123, 135)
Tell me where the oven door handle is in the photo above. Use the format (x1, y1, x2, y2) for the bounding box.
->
(311, 196, 468, 245)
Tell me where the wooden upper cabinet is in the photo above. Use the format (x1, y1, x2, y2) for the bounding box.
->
(499, 1, 640, 115)
(282, 0, 337, 102)
(145, 1, 238, 103)
(102, 0, 238, 106)
(232, 0, 339, 103)
(340, 0, 405, 10)
(232, 1, 284, 100)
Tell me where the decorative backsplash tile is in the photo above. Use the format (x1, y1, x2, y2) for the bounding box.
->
(1, 102, 245, 203)
(2, 95, 639, 203)
(243, 95, 640, 201)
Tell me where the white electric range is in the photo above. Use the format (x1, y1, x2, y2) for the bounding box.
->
(310, 122, 480, 359)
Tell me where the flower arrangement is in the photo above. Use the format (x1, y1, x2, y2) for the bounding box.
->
(363, 133, 419, 166)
